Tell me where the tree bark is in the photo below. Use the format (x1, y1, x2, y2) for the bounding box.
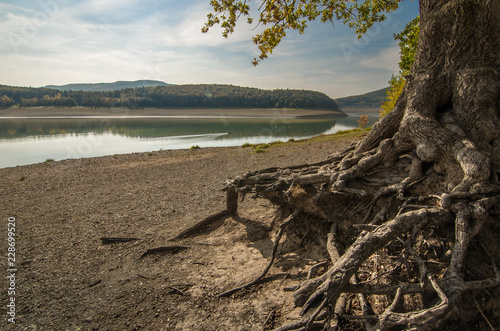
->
(206, 1, 500, 329)
(356, 0, 500, 193)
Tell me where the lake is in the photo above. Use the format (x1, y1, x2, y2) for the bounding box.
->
(0, 114, 378, 168)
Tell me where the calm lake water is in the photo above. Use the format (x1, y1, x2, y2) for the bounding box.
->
(0, 114, 378, 168)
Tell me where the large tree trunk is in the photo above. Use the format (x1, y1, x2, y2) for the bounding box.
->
(357, 0, 500, 193)
(191, 1, 500, 329)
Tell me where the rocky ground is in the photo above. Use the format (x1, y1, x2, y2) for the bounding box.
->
(0, 132, 363, 330)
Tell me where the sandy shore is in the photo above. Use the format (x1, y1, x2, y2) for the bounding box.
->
(0, 107, 346, 119)
(0, 132, 364, 330)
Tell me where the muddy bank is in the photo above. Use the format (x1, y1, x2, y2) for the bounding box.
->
(0, 134, 362, 330)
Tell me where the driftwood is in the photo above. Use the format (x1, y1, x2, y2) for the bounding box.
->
(169, 187, 239, 241)
(100, 237, 141, 245)
(140, 245, 189, 258)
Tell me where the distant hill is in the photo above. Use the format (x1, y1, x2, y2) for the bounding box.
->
(0, 84, 341, 112)
(335, 87, 388, 109)
(45, 80, 172, 92)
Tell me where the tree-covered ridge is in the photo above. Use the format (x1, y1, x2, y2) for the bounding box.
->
(0, 84, 340, 110)
(334, 87, 388, 109)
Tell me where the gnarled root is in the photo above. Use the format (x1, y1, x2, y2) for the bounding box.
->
(214, 121, 500, 330)
(272, 195, 500, 331)
(191, 79, 500, 329)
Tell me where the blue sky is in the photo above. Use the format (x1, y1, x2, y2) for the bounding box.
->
(0, 0, 419, 98)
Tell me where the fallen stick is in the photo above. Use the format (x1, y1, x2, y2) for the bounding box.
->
(100, 237, 141, 245)
(169, 188, 239, 241)
(169, 210, 230, 241)
(140, 245, 189, 258)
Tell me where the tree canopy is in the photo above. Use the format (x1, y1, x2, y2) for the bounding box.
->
(0, 84, 340, 110)
(204, 0, 420, 116)
(203, 0, 403, 65)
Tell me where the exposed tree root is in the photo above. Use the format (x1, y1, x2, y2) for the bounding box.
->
(169, 187, 239, 241)
(175, 29, 499, 326)
(210, 113, 500, 330)
(190, 2, 500, 328)
(219, 209, 301, 297)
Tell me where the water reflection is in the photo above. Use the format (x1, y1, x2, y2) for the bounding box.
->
(0, 117, 341, 139)
(0, 115, 378, 168)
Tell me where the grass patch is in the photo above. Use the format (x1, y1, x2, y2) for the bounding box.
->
(334, 127, 371, 136)
(44, 158, 55, 163)
(294, 127, 371, 144)
(190, 145, 201, 150)
(242, 127, 370, 153)
(242, 142, 272, 151)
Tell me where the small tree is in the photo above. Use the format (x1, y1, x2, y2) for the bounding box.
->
(358, 114, 369, 128)
(0, 95, 15, 108)
(380, 74, 405, 117)
(381, 16, 419, 117)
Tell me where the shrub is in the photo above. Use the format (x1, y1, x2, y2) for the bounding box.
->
(358, 114, 369, 128)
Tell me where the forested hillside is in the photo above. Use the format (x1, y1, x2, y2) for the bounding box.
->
(334, 87, 388, 109)
(0, 84, 340, 110)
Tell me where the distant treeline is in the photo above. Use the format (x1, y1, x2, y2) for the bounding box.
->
(0, 84, 339, 110)
(334, 88, 388, 109)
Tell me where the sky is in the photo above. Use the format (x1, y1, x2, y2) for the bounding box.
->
(0, 0, 420, 99)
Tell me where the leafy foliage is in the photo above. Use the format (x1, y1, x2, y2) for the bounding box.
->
(381, 16, 419, 116)
(0, 95, 15, 108)
(358, 114, 369, 128)
(202, 0, 418, 115)
(203, 0, 402, 65)
(0, 84, 340, 110)
(380, 74, 405, 117)
(394, 15, 420, 76)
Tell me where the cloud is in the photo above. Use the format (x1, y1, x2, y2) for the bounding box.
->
(359, 46, 400, 73)
(0, 0, 419, 98)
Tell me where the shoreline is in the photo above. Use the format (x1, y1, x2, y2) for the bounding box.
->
(0, 107, 346, 119)
(0, 133, 365, 330)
